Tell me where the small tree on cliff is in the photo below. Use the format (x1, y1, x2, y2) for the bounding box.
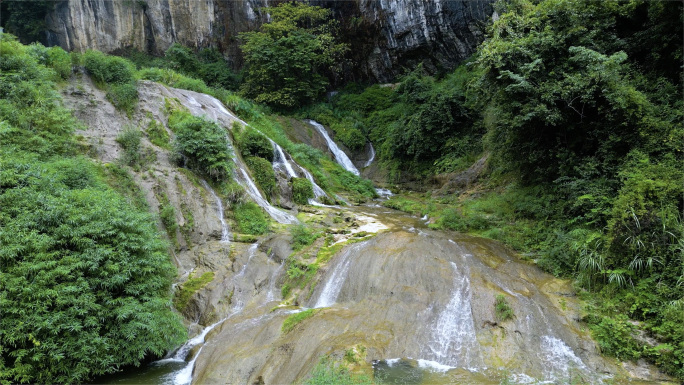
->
(239, 2, 348, 108)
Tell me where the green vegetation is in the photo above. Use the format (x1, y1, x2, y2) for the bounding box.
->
(245, 156, 276, 200)
(168, 111, 233, 182)
(0, 1, 53, 43)
(146, 118, 171, 150)
(239, 2, 348, 108)
(173, 272, 215, 312)
(495, 295, 514, 322)
(304, 357, 374, 385)
(126, 44, 241, 91)
(116, 126, 154, 170)
(233, 202, 270, 235)
(290, 224, 321, 251)
(235, 127, 273, 160)
(0, 33, 185, 384)
(291, 177, 314, 205)
(282, 308, 317, 334)
(82, 50, 138, 114)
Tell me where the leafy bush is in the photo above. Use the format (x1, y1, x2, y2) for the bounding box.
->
(236, 128, 273, 160)
(588, 314, 642, 361)
(170, 112, 232, 182)
(83, 50, 136, 85)
(116, 126, 143, 166)
(291, 177, 314, 205)
(107, 82, 139, 113)
(146, 118, 171, 150)
(233, 202, 269, 235)
(83, 50, 138, 114)
(245, 156, 276, 200)
(0, 159, 186, 384)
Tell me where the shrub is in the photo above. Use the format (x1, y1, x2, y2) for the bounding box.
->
(115, 126, 142, 167)
(170, 113, 232, 182)
(495, 294, 514, 321)
(245, 156, 276, 199)
(237, 128, 273, 160)
(233, 202, 269, 235)
(83, 50, 136, 85)
(107, 82, 139, 113)
(0, 160, 186, 384)
(291, 177, 314, 205)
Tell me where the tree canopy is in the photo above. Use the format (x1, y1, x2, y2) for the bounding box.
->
(239, 2, 348, 108)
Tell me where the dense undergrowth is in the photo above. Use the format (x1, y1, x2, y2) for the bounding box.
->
(0, 34, 186, 384)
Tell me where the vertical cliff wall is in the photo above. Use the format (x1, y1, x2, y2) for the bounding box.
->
(44, 0, 494, 82)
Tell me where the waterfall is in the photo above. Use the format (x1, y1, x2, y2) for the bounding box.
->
(266, 261, 285, 302)
(270, 137, 330, 203)
(364, 143, 375, 168)
(312, 243, 365, 308)
(234, 160, 298, 224)
(200, 180, 231, 243)
(237, 243, 259, 278)
(270, 139, 298, 178)
(426, 262, 483, 370)
(308, 120, 360, 176)
(168, 88, 298, 224)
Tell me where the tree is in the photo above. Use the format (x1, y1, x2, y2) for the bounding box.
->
(239, 2, 348, 108)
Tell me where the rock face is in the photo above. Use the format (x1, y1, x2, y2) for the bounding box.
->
(44, 0, 494, 81)
(192, 230, 632, 384)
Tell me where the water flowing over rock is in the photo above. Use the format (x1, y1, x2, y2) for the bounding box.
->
(364, 142, 376, 168)
(308, 120, 360, 175)
(200, 180, 230, 243)
(191, 228, 642, 384)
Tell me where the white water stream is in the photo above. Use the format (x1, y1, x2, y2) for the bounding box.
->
(364, 143, 375, 168)
(200, 180, 230, 243)
(426, 261, 483, 370)
(308, 120, 360, 175)
(312, 242, 366, 308)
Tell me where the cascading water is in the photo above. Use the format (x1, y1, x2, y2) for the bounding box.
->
(308, 120, 360, 175)
(270, 139, 298, 178)
(364, 143, 375, 168)
(167, 88, 298, 225)
(200, 180, 230, 243)
(266, 261, 285, 302)
(426, 261, 483, 370)
(312, 243, 365, 308)
(234, 164, 299, 224)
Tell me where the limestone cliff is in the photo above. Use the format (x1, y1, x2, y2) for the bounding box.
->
(45, 0, 494, 81)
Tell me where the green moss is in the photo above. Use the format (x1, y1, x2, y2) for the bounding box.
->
(282, 308, 317, 334)
(290, 224, 321, 251)
(174, 272, 215, 311)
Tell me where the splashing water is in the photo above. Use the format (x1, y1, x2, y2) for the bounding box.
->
(312, 243, 365, 308)
(426, 262, 483, 369)
(200, 180, 230, 243)
(364, 142, 375, 168)
(308, 120, 360, 175)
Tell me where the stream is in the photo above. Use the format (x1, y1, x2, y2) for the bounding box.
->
(93, 85, 666, 385)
